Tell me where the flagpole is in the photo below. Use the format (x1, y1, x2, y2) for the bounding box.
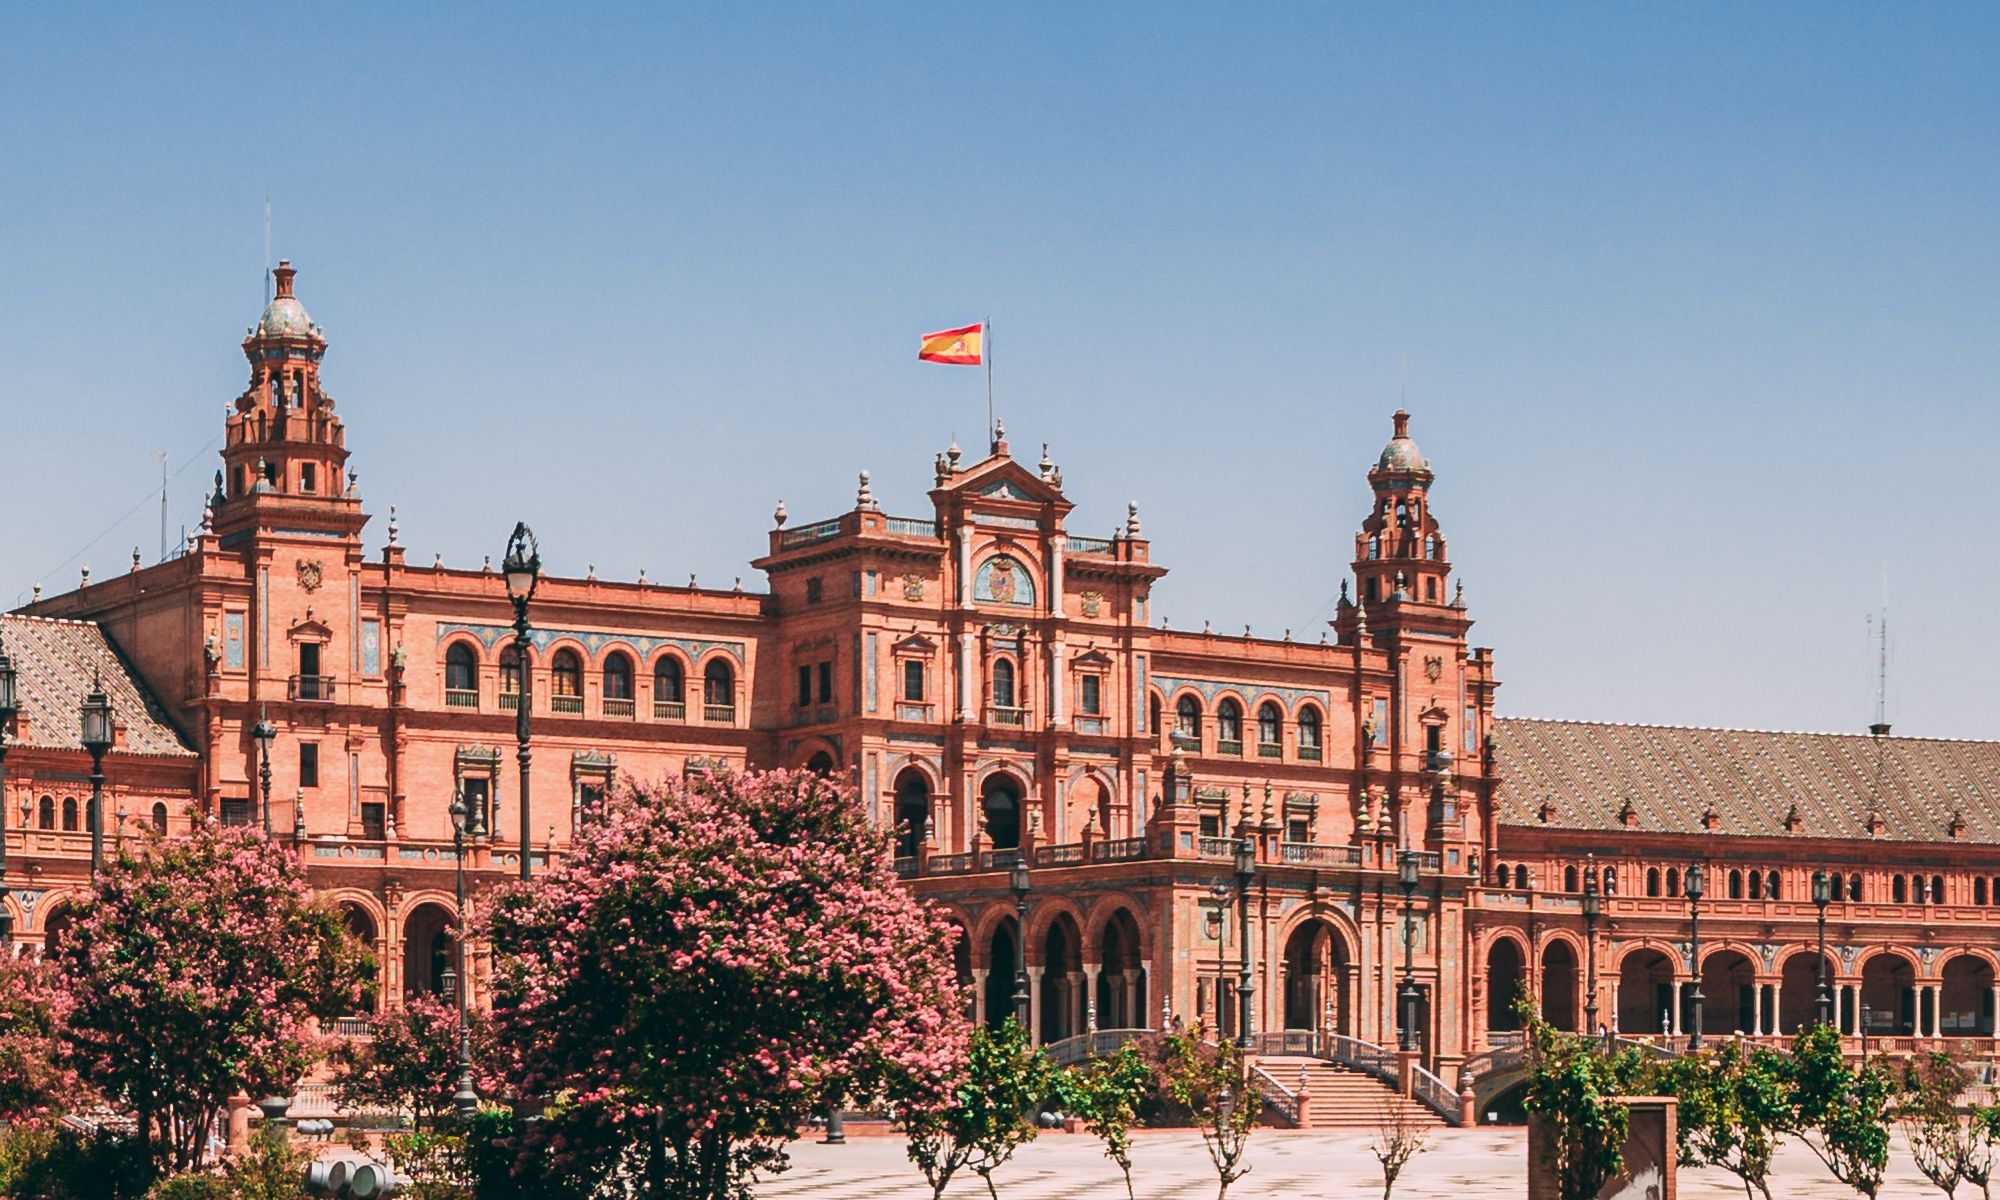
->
(982, 317, 993, 446)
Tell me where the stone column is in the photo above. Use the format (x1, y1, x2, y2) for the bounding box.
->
(971, 968, 988, 1026)
(1083, 963, 1102, 1029)
(1029, 968, 1043, 1046)
(957, 631, 974, 721)
(1751, 982, 1763, 1037)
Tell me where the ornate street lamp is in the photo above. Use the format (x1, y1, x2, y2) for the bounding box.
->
(502, 523, 541, 883)
(251, 706, 277, 837)
(1010, 859, 1031, 1031)
(0, 629, 16, 921)
(80, 678, 113, 881)
(1685, 861, 1705, 1050)
(1235, 836, 1256, 1050)
(1582, 858, 1602, 1036)
(448, 791, 479, 1116)
(1398, 849, 1421, 1053)
(1812, 870, 1834, 1028)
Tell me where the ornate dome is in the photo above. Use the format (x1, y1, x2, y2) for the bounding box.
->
(255, 295, 314, 337)
(1376, 409, 1428, 472)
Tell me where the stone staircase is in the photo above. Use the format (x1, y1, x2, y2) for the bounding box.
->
(1257, 1056, 1450, 1130)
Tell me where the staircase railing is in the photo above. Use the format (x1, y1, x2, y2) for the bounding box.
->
(1248, 1063, 1299, 1123)
(1041, 1027, 1153, 1067)
(1410, 1065, 1461, 1124)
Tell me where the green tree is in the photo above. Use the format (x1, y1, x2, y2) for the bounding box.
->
(1787, 1024, 1896, 1199)
(331, 993, 488, 1137)
(1517, 1002, 1651, 1200)
(895, 1018, 1052, 1200)
(1655, 1038, 1793, 1200)
(1899, 1051, 1986, 1200)
(1158, 1028, 1260, 1200)
(1054, 1041, 1154, 1200)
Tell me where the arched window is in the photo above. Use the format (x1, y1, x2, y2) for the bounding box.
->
(1297, 706, 1322, 759)
(991, 659, 1016, 709)
(1892, 875, 1907, 903)
(1514, 864, 1530, 891)
(603, 652, 634, 703)
(1564, 865, 1580, 893)
(61, 797, 78, 832)
(1748, 871, 1763, 900)
(1646, 867, 1662, 897)
(1666, 867, 1681, 898)
(151, 802, 168, 834)
(1175, 696, 1202, 749)
(1978, 879, 1989, 907)
(551, 649, 583, 696)
(1728, 869, 1744, 899)
(1603, 867, 1617, 896)
(1493, 861, 1509, 887)
(500, 645, 523, 697)
(654, 657, 685, 707)
(1848, 874, 1862, 902)
(704, 660, 735, 716)
(1257, 702, 1282, 752)
(1932, 874, 1945, 904)
(1216, 699, 1242, 753)
(444, 642, 479, 698)
(1766, 870, 1781, 900)
(37, 795, 53, 831)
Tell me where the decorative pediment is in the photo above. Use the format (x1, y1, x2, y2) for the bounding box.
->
(287, 614, 333, 641)
(1072, 649, 1114, 668)
(891, 632, 938, 655)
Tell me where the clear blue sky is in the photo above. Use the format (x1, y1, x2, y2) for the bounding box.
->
(2, 6, 1994, 737)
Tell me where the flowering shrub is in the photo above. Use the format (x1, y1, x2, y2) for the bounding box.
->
(333, 992, 489, 1135)
(482, 768, 964, 1199)
(0, 955, 80, 1124)
(54, 821, 371, 1175)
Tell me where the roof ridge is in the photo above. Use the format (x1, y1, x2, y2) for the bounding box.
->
(1496, 714, 1999, 748)
(1, 612, 103, 629)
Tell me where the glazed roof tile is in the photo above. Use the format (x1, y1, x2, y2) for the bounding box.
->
(1494, 717, 2000, 844)
(0, 614, 194, 757)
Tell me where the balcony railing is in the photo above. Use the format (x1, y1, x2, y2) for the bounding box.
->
(1067, 535, 1115, 555)
(603, 697, 635, 718)
(1257, 742, 1282, 759)
(893, 857, 918, 879)
(500, 692, 521, 711)
(1090, 836, 1147, 863)
(987, 705, 1029, 727)
(982, 848, 1022, 871)
(288, 675, 336, 702)
(1036, 843, 1084, 866)
(779, 518, 843, 547)
(929, 852, 974, 874)
(1217, 740, 1243, 757)
(331, 1016, 379, 1040)
(551, 694, 583, 715)
(1281, 842, 1361, 867)
(1297, 745, 1321, 761)
(704, 704, 737, 724)
(1198, 836, 1237, 860)
(444, 689, 479, 710)
(885, 517, 938, 538)
(654, 699, 686, 721)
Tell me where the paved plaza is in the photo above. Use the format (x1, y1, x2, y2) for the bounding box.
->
(761, 1126, 1947, 1198)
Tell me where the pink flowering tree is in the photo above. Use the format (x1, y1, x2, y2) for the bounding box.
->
(482, 768, 965, 1200)
(0, 954, 81, 1124)
(55, 821, 371, 1175)
(332, 991, 490, 1136)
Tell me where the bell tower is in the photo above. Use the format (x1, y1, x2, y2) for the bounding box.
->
(1348, 409, 1451, 612)
(209, 261, 364, 542)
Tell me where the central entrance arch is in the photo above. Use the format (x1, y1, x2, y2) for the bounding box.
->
(1281, 918, 1353, 1035)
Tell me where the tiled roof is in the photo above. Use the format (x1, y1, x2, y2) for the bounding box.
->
(1494, 717, 2000, 844)
(0, 615, 194, 757)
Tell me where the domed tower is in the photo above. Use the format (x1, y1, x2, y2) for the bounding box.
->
(209, 262, 364, 542)
(1350, 409, 1450, 611)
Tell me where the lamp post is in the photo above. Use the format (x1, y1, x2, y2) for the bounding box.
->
(1860, 1003, 1872, 1061)
(80, 678, 113, 882)
(251, 706, 276, 837)
(502, 523, 541, 882)
(448, 791, 479, 1116)
(1010, 859, 1031, 1031)
(1812, 870, 1834, 1028)
(1235, 835, 1256, 1050)
(1685, 861, 1705, 1050)
(1582, 858, 1602, 1036)
(1398, 849, 1421, 1053)
(0, 630, 16, 919)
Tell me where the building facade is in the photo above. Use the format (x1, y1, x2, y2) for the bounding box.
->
(7, 265, 1997, 1106)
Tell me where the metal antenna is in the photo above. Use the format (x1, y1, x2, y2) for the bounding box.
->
(263, 196, 272, 304)
(153, 450, 168, 563)
(1869, 568, 1891, 736)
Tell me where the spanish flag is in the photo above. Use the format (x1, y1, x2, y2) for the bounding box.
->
(918, 322, 984, 366)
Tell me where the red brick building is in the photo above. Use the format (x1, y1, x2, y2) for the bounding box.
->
(8, 265, 1995, 1116)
